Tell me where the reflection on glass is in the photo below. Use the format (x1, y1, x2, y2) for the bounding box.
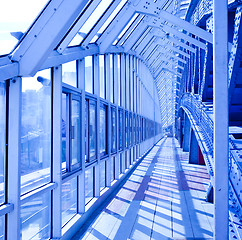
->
(119, 153, 122, 174)
(99, 55, 105, 99)
(125, 112, 128, 148)
(89, 101, 96, 159)
(129, 113, 132, 146)
(0, 83, 5, 205)
(119, 110, 123, 150)
(100, 105, 107, 157)
(62, 177, 77, 226)
(0, 214, 4, 240)
(133, 114, 136, 144)
(20, 193, 50, 240)
(21, 70, 51, 195)
(85, 100, 88, 161)
(62, 61, 77, 87)
(62, 93, 67, 172)
(117, 55, 121, 106)
(111, 108, 116, 153)
(110, 157, 115, 182)
(85, 168, 94, 204)
(110, 54, 114, 103)
(98, 0, 128, 35)
(71, 99, 81, 169)
(100, 161, 106, 191)
(85, 56, 93, 94)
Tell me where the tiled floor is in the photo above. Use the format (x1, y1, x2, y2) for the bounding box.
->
(74, 137, 214, 240)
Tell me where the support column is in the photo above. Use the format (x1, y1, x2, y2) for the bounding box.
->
(189, 129, 198, 164)
(77, 59, 85, 213)
(52, 66, 62, 238)
(213, 0, 229, 239)
(7, 77, 21, 240)
(93, 55, 100, 196)
(183, 114, 191, 152)
(105, 54, 112, 186)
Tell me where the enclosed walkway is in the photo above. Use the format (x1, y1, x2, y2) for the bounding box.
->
(73, 137, 213, 240)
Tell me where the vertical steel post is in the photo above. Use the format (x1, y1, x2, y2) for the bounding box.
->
(93, 55, 100, 196)
(52, 66, 62, 238)
(77, 59, 85, 213)
(7, 77, 21, 239)
(213, 0, 229, 239)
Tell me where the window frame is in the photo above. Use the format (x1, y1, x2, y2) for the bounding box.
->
(100, 101, 108, 159)
(62, 87, 82, 177)
(85, 94, 97, 165)
(111, 105, 117, 154)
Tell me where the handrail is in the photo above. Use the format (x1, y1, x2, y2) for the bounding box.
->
(180, 93, 242, 222)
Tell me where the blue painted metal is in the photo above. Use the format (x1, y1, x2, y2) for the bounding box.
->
(180, 93, 242, 239)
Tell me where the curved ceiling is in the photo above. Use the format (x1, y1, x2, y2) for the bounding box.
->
(0, 0, 212, 127)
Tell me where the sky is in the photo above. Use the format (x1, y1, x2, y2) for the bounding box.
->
(0, 0, 48, 55)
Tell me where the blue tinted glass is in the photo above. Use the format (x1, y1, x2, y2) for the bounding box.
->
(62, 177, 77, 226)
(62, 61, 77, 87)
(20, 193, 51, 240)
(100, 105, 107, 156)
(85, 56, 93, 94)
(0, 83, 5, 205)
(85, 167, 94, 204)
(21, 70, 51, 195)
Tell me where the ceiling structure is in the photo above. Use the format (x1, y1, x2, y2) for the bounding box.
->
(0, 0, 212, 128)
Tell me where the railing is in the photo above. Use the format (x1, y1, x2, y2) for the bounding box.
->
(180, 93, 242, 231)
(190, 0, 212, 25)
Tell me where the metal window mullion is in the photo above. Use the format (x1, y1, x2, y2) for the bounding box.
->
(52, 66, 62, 238)
(93, 55, 100, 196)
(7, 77, 21, 239)
(77, 59, 85, 213)
(105, 54, 111, 187)
(113, 54, 119, 178)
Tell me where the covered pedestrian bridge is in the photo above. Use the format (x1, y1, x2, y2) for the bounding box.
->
(0, 0, 241, 239)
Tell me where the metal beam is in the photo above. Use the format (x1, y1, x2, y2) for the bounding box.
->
(12, 0, 90, 76)
(57, 0, 102, 53)
(156, 9, 213, 43)
(213, 0, 228, 239)
(81, 0, 123, 48)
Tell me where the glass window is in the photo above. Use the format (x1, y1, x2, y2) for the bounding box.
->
(20, 193, 51, 240)
(100, 104, 107, 157)
(110, 157, 115, 182)
(0, 216, 4, 240)
(133, 114, 136, 144)
(100, 161, 106, 191)
(71, 97, 81, 169)
(85, 100, 88, 161)
(0, 83, 5, 205)
(69, 0, 113, 46)
(111, 107, 116, 153)
(62, 177, 77, 226)
(85, 56, 93, 94)
(62, 61, 77, 87)
(62, 91, 81, 174)
(110, 54, 114, 103)
(62, 93, 68, 172)
(117, 55, 121, 106)
(119, 109, 123, 151)
(97, 0, 128, 37)
(89, 100, 96, 160)
(21, 69, 51, 195)
(99, 55, 105, 99)
(85, 167, 94, 204)
(129, 113, 132, 146)
(119, 153, 122, 174)
(125, 112, 128, 148)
